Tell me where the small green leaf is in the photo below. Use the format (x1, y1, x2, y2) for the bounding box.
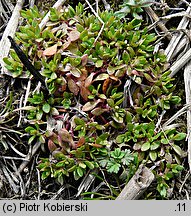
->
(41, 170, 51, 180)
(116, 134, 125, 144)
(79, 162, 86, 169)
(149, 151, 157, 161)
(36, 109, 43, 120)
(51, 107, 59, 115)
(111, 148, 124, 159)
(161, 138, 169, 144)
(94, 73, 109, 81)
(68, 165, 76, 172)
(122, 50, 130, 63)
(42, 103, 51, 113)
(172, 144, 187, 157)
(99, 159, 108, 168)
(95, 60, 103, 68)
(172, 133, 186, 141)
(84, 161, 94, 169)
(107, 98, 115, 107)
(150, 141, 160, 150)
(25, 126, 35, 133)
(3, 57, 12, 65)
(141, 142, 150, 151)
(39, 135, 45, 143)
(77, 166, 84, 177)
(122, 149, 134, 165)
(28, 135, 36, 144)
(144, 73, 155, 82)
(106, 160, 121, 173)
(125, 111, 132, 123)
(170, 96, 181, 104)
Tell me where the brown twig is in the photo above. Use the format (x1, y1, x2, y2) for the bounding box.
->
(145, 6, 172, 40)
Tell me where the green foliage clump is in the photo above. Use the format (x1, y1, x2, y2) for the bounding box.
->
(115, 0, 154, 19)
(3, 4, 186, 199)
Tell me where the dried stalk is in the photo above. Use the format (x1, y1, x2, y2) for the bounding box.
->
(14, 141, 42, 176)
(116, 165, 155, 200)
(145, 6, 172, 40)
(184, 63, 191, 172)
(0, 0, 25, 75)
(162, 104, 191, 129)
(165, 6, 191, 61)
(169, 48, 191, 77)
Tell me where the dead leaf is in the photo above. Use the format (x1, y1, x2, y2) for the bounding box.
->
(68, 30, 80, 41)
(43, 44, 57, 56)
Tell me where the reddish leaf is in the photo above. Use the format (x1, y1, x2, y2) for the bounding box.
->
(102, 78, 111, 94)
(68, 30, 80, 41)
(43, 44, 57, 56)
(48, 139, 57, 152)
(62, 40, 71, 50)
(85, 73, 94, 87)
(131, 69, 143, 76)
(91, 143, 102, 148)
(50, 132, 59, 145)
(81, 54, 88, 66)
(80, 86, 90, 101)
(77, 81, 90, 101)
(68, 78, 79, 95)
(77, 137, 85, 147)
(58, 128, 73, 143)
(79, 68, 88, 81)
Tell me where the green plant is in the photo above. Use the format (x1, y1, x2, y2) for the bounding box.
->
(4, 4, 186, 199)
(26, 92, 59, 120)
(155, 163, 184, 198)
(3, 50, 25, 77)
(116, 123, 187, 162)
(25, 123, 45, 144)
(115, 0, 154, 19)
(99, 148, 134, 174)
